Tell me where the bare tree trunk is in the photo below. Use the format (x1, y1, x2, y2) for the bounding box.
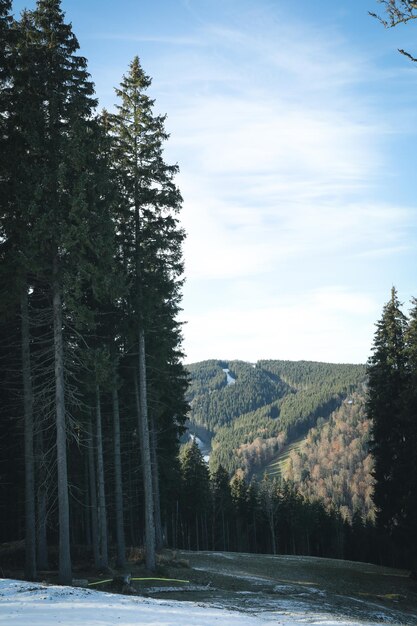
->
(52, 258, 72, 585)
(21, 286, 37, 580)
(252, 512, 257, 554)
(35, 422, 48, 570)
(112, 382, 126, 568)
(137, 329, 156, 571)
(36, 486, 48, 569)
(84, 454, 91, 548)
(95, 385, 108, 568)
(269, 511, 276, 555)
(87, 417, 99, 567)
(127, 448, 136, 546)
(149, 418, 163, 550)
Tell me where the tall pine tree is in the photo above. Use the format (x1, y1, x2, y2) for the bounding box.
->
(18, 0, 102, 584)
(367, 287, 408, 545)
(108, 56, 185, 570)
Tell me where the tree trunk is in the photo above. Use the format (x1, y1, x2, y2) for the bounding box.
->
(35, 422, 48, 570)
(35, 429, 48, 570)
(137, 329, 156, 570)
(112, 382, 126, 568)
(269, 512, 276, 555)
(84, 454, 91, 548)
(95, 385, 108, 568)
(36, 485, 49, 570)
(195, 513, 199, 550)
(52, 258, 72, 585)
(87, 417, 99, 567)
(149, 418, 164, 550)
(21, 286, 37, 580)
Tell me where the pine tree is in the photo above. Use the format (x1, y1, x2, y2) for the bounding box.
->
(179, 440, 210, 549)
(259, 473, 280, 554)
(0, 1, 12, 182)
(401, 298, 417, 569)
(15, 0, 101, 584)
(367, 287, 408, 542)
(3, 6, 41, 582)
(211, 465, 233, 550)
(108, 56, 185, 570)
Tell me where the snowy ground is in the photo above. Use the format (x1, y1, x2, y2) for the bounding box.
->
(1, 551, 416, 626)
(0, 578, 398, 626)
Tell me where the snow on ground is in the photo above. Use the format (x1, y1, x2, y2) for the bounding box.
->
(0, 579, 399, 626)
(190, 433, 211, 463)
(222, 368, 236, 385)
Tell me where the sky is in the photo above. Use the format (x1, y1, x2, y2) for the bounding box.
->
(12, 0, 417, 365)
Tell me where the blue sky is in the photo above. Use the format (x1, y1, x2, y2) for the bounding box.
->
(12, 0, 417, 364)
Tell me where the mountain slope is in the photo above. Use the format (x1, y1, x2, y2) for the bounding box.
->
(278, 393, 375, 522)
(185, 359, 368, 518)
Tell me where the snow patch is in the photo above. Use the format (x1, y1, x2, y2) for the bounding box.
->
(0, 578, 402, 626)
(190, 433, 210, 463)
(222, 368, 236, 385)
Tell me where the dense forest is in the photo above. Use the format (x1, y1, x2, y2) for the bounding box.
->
(184, 348, 416, 569)
(0, 0, 188, 583)
(282, 395, 375, 523)
(187, 359, 366, 487)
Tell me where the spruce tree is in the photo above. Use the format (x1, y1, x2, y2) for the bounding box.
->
(18, 0, 100, 584)
(402, 298, 417, 569)
(108, 56, 185, 570)
(3, 6, 42, 582)
(211, 465, 233, 550)
(0, 1, 12, 174)
(179, 440, 210, 550)
(367, 287, 408, 541)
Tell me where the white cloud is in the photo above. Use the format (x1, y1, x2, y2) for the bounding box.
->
(91, 1, 417, 364)
(182, 287, 378, 365)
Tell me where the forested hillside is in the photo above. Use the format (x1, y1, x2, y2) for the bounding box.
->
(187, 360, 289, 432)
(186, 359, 368, 518)
(281, 394, 375, 522)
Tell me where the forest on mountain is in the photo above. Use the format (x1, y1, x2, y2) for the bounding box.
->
(183, 342, 416, 569)
(187, 359, 367, 497)
(282, 394, 375, 523)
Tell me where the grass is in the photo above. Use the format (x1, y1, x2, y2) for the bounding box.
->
(264, 435, 306, 479)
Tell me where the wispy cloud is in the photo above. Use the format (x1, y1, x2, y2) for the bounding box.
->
(85, 0, 417, 363)
(88, 33, 204, 46)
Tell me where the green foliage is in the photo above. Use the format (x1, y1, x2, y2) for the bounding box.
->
(186, 360, 228, 401)
(173, 457, 381, 564)
(179, 440, 210, 518)
(188, 359, 366, 483)
(187, 360, 289, 432)
(0, 0, 188, 577)
(367, 288, 417, 567)
(209, 403, 285, 476)
(367, 287, 408, 532)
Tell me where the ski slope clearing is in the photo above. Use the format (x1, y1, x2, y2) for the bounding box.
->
(1, 551, 417, 625)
